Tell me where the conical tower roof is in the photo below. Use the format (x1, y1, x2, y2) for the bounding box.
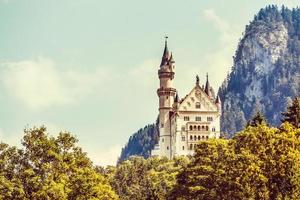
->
(160, 36, 170, 66)
(205, 73, 212, 97)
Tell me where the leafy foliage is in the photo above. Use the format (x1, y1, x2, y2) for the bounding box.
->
(105, 156, 189, 200)
(171, 123, 300, 200)
(0, 126, 118, 200)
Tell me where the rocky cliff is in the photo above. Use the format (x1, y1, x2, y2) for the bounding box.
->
(219, 5, 300, 136)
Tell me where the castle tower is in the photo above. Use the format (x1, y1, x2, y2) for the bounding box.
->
(157, 37, 176, 158)
(205, 73, 212, 98)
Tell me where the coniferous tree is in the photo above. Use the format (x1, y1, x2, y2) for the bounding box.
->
(281, 97, 300, 128)
(246, 111, 267, 127)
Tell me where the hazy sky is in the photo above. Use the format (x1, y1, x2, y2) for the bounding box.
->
(0, 0, 298, 166)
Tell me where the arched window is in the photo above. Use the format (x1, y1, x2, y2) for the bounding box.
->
(193, 125, 197, 130)
(202, 135, 205, 139)
(202, 125, 205, 130)
(194, 135, 197, 141)
(182, 146, 185, 150)
(190, 135, 193, 140)
(189, 125, 193, 131)
(194, 144, 197, 149)
(206, 136, 209, 139)
(196, 102, 201, 109)
(198, 126, 201, 131)
(206, 126, 209, 131)
(198, 135, 201, 140)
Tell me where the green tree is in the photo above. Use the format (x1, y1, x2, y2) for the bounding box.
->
(0, 126, 118, 200)
(109, 156, 188, 200)
(246, 111, 267, 127)
(171, 123, 300, 200)
(282, 97, 300, 128)
(170, 139, 234, 200)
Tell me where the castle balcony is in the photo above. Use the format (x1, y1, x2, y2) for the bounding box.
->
(157, 87, 177, 96)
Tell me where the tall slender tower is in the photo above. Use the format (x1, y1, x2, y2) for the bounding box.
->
(157, 37, 176, 158)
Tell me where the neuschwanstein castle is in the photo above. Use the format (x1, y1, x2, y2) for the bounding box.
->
(152, 38, 221, 159)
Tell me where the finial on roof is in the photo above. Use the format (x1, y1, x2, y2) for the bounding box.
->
(205, 73, 211, 97)
(196, 75, 200, 85)
(160, 36, 170, 66)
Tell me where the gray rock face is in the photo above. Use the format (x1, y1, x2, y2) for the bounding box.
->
(219, 5, 300, 136)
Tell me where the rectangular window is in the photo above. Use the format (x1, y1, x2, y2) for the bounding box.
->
(195, 116, 201, 121)
(184, 116, 190, 121)
(207, 117, 213, 122)
(181, 126, 186, 131)
(182, 136, 185, 141)
(182, 146, 185, 150)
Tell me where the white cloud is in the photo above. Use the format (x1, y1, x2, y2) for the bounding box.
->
(202, 9, 241, 89)
(0, 57, 110, 110)
(89, 144, 122, 166)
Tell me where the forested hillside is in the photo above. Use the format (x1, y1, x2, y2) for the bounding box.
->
(219, 5, 300, 136)
(118, 121, 159, 162)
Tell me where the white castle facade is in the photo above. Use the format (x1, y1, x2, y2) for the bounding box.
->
(151, 39, 221, 159)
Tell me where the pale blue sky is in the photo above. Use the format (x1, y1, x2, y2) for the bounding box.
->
(0, 0, 298, 165)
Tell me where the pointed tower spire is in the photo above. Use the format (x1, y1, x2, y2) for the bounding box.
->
(196, 75, 200, 86)
(160, 36, 170, 66)
(169, 52, 175, 64)
(205, 73, 211, 97)
(215, 94, 221, 111)
(174, 93, 179, 103)
(215, 95, 221, 104)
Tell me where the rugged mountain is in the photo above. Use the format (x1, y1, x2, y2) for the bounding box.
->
(219, 5, 300, 136)
(119, 5, 300, 160)
(118, 122, 159, 162)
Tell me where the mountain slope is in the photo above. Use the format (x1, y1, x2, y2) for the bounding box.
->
(219, 5, 300, 136)
(118, 122, 159, 162)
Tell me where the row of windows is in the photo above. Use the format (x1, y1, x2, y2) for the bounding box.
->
(181, 126, 216, 132)
(181, 144, 198, 151)
(182, 141, 210, 151)
(184, 116, 214, 122)
(189, 135, 209, 141)
(189, 125, 209, 131)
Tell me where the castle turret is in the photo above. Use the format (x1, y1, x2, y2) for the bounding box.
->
(205, 73, 212, 98)
(215, 95, 222, 112)
(157, 37, 176, 159)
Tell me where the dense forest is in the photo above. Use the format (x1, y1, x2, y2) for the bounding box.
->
(118, 121, 159, 162)
(1, 97, 299, 199)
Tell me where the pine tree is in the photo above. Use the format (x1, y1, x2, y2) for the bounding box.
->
(247, 111, 267, 127)
(281, 97, 300, 128)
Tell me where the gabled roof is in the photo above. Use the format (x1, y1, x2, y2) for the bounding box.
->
(178, 84, 218, 112)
